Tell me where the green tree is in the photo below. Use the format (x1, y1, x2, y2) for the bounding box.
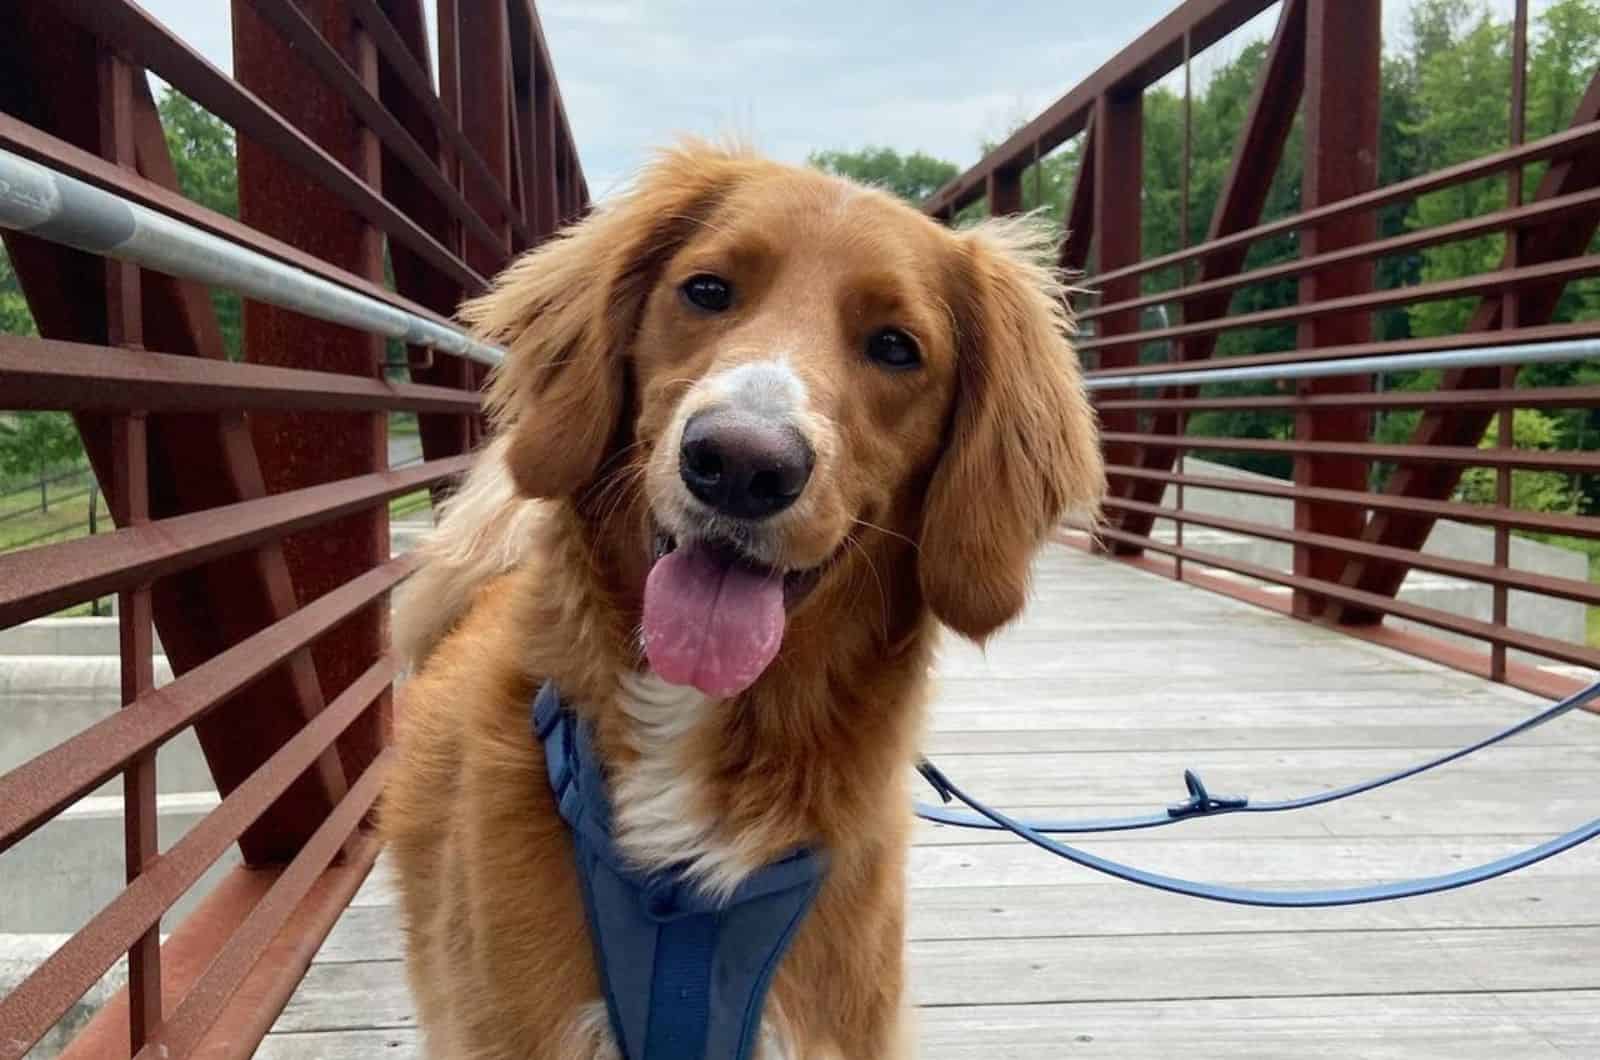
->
(1456, 410, 1578, 512)
(158, 88, 242, 358)
(0, 412, 82, 486)
(807, 146, 959, 204)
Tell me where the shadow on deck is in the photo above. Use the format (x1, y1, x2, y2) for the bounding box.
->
(262, 545, 1600, 1059)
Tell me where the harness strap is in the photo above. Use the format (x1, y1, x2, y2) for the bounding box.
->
(534, 683, 827, 1060)
(914, 679, 1600, 908)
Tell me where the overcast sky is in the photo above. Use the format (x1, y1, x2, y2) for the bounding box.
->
(138, 1, 1533, 200)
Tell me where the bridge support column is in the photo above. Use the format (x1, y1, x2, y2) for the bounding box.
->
(1294, 0, 1381, 621)
(1092, 91, 1144, 555)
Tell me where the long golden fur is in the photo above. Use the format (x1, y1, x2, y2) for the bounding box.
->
(381, 141, 1103, 1059)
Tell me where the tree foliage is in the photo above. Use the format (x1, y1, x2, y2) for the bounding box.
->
(807, 146, 959, 204)
(158, 88, 243, 358)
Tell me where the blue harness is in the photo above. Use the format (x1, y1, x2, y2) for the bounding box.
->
(532, 683, 828, 1060)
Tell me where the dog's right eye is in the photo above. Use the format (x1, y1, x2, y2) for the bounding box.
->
(682, 274, 733, 313)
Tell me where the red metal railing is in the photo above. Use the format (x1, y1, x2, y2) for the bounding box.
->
(0, 2, 581, 1056)
(928, 0, 1600, 700)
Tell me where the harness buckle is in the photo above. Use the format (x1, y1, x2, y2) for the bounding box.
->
(1167, 769, 1248, 819)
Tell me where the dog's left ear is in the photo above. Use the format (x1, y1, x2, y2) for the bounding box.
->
(919, 218, 1105, 641)
(462, 142, 745, 500)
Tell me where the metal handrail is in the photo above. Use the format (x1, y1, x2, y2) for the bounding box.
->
(1084, 337, 1600, 390)
(0, 148, 506, 367)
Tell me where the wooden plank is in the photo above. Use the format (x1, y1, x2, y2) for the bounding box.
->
(269, 546, 1600, 1052)
(271, 925, 1600, 1030)
(915, 992, 1600, 1059)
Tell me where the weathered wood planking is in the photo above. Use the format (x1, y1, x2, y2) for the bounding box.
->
(264, 545, 1600, 1056)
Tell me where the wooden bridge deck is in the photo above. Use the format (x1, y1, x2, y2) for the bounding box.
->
(260, 545, 1600, 1058)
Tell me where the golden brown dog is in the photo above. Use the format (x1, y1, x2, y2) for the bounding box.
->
(381, 141, 1103, 1059)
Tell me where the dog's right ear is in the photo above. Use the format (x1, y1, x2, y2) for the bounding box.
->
(461, 142, 746, 500)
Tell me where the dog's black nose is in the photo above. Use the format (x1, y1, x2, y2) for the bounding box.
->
(679, 410, 814, 520)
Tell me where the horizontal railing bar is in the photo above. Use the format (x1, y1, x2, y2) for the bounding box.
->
(1082, 118, 1600, 290)
(1101, 464, 1600, 539)
(1082, 320, 1598, 382)
(1076, 254, 1600, 353)
(1078, 184, 1600, 323)
(1101, 431, 1600, 472)
(1094, 525, 1600, 670)
(136, 749, 394, 1060)
(0, 660, 393, 1060)
(347, 0, 532, 243)
(0, 148, 503, 366)
(0, 558, 411, 857)
(52, 0, 486, 291)
(0, 456, 466, 629)
(0, 334, 482, 414)
(0, 113, 462, 335)
(1084, 337, 1600, 390)
(244, 0, 513, 256)
(1103, 497, 1600, 606)
(1092, 384, 1600, 412)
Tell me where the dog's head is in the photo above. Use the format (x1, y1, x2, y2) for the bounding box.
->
(463, 142, 1103, 698)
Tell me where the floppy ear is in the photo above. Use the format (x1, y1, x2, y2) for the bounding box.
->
(920, 217, 1105, 641)
(460, 142, 746, 500)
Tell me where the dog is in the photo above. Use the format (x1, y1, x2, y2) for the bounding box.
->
(380, 140, 1104, 1059)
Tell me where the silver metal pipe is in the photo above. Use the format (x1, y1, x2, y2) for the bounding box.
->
(1084, 337, 1600, 391)
(0, 148, 505, 367)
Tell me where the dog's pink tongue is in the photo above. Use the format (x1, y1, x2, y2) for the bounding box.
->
(643, 542, 785, 699)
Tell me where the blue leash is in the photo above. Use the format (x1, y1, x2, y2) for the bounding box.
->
(914, 679, 1600, 907)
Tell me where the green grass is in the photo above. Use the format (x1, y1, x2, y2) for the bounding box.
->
(0, 484, 109, 551)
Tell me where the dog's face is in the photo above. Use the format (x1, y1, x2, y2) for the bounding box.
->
(463, 143, 1103, 698)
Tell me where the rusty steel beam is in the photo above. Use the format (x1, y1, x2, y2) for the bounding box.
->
(1337, 70, 1600, 609)
(0, 559, 414, 860)
(0, 5, 353, 866)
(1104, 0, 1307, 549)
(1291, 0, 1380, 620)
(1102, 431, 1600, 472)
(243, 0, 510, 257)
(924, 0, 1279, 216)
(1060, 118, 1097, 273)
(444, 0, 515, 274)
(1101, 497, 1600, 606)
(1086, 118, 1600, 292)
(1099, 463, 1600, 540)
(0, 334, 482, 414)
(1093, 524, 1600, 672)
(0, 458, 464, 631)
(347, 0, 530, 242)
(0, 112, 460, 329)
(51, 0, 483, 290)
(1079, 184, 1600, 324)
(1091, 89, 1145, 556)
(134, 753, 394, 1060)
(378, 0, 479, 472)
(1095, 384, 1600, 413)
(1074, 253, 1600, 351)
(0, 660, 393, 1060)
(233, 0, 395, 787)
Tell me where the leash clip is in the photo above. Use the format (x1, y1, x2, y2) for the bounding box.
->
(917, 758, 955, 804)
(1167, 769, 1248, 819)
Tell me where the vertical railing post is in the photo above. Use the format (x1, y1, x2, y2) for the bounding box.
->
(1493, 0, 1531, 682)
(1093, 90, 1145, 555)
(987, 166, 1023, 216)
(1294, 0, 1380, 620)
(99, 47, 161, 1053)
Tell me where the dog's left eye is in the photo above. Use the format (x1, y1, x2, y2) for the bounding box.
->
(682, 274, 733, 313)
(865, 328, 921, 370)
